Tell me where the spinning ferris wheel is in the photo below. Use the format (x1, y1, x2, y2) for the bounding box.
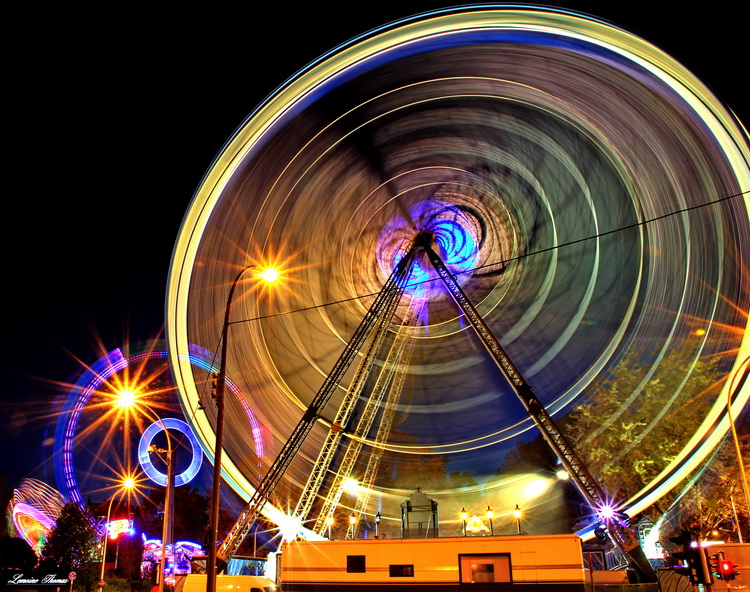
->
(165, 3, 749, 571)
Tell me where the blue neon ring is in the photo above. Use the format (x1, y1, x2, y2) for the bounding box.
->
(137, 418, 203, 487)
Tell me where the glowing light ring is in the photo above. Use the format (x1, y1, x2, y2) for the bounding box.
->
(137, 418, 203, 487)
(181, 345, 266, 460)
(11, 503, 55, 554)
(381, 200, 479, 294)
(54, 348, 128, 505)
(8, 479, 66, 556)
(54, 344, 266, 505)
(167, 7, 750, 527)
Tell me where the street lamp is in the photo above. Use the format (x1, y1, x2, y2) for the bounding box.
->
(460, 508, 468, 537)
(486, 506, 494, 536)
(117, 391, 175, 592)
(375, 511, 381, 538)
(342, 478, 359, 494)
(325, 516, 334, 539)
(99, 478, 135, 589)
(727, 367, 749, 543)
(513, 505, 522, 535)
(148, 442, 174, 592)
(207, 265, 278, 592)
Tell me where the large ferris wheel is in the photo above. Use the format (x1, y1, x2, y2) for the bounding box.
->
(165, 4, 750, 564)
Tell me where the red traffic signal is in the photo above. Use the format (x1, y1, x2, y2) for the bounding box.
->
(719, 559, 737, 581)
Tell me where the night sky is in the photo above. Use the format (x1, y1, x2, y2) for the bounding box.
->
(3, 4, 747, 494)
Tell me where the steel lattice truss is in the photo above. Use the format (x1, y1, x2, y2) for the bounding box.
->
(216, 245, 417, 563)
(216, 234, 655, 581)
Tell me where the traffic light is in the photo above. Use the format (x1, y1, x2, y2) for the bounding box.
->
(668, 531, 712, 585)
(719, 559, 737, 581)
(710, 553, 720, 579)
(210, 371, 220, 399)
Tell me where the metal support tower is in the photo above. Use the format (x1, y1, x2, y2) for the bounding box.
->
(418, 234, 656, 582)
(215, 230, 656, 583)
(214, 245, 417, 565)
(314, 295, 426, 537)
(293, 273, 408, 522)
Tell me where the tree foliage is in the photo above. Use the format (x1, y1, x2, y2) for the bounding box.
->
(559, 349, 723, 499)
(0, 536, 37, 571)
(0, 475, 12, 538)
(381, 453, 453, 492)
(140, 485, 210, 544)
(499, 347, 741, 540)
(40, 502, 100, 589)
(661, 432, 749, 542)
(375, 427, 478, 494)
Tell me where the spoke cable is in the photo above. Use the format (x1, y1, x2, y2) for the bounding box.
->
(228, 189, 747, 327)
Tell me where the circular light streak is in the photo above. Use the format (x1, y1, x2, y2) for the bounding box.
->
(54, 343, 267, 505)
(137, 418, 203, 487)
(7, 479, 66, 556)
(380, 199, 479, 295)
(166, 7, 749, 527)
(12, 503, 55, 554)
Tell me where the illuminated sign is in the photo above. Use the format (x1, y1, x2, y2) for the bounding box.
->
(107, 518, 134, 539)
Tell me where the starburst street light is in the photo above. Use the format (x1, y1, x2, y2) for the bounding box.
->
(207, 264, 279, 592)
(257, 267, 279, 283)
(325, 516, 334, 539)
(513, 505, 522, 535)
(341, 478, 359, 495)
(117, 390, 136, 408)
(98, 478, 135, 589)
(115, 388, 175, 592)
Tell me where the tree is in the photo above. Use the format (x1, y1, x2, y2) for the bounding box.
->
(661, 432, 749, 543)
(142, 485, 209, 544)
(559, 349, 722, 500)
(173, 486, 210, 542)
(383, 454, 451, 492)
(498, 348, 730, 534)
(0, 475, 12, 538)
(447, 471, 479, 490)
(498, 434, 558, 476)
(0, 536, 37, 571)
(40, 502, 100, 589)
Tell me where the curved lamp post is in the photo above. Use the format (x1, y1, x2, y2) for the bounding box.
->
(727, 365, 749, 543)
(99, 478, 135, 588)
(148, 439, 174, 592)
(207, 265, 278, 592)
(117, 391, 175, 592)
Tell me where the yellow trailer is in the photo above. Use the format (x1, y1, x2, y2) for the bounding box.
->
(279, 534, 587, 590)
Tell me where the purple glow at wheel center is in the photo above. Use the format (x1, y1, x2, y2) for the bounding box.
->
(378, 200, 479, 291)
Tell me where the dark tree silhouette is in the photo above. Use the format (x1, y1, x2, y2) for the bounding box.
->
(0, 536, 37, 571)
(40, 502, 99, 589)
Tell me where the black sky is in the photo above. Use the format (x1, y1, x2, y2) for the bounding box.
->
(3, 4, 747, 488)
